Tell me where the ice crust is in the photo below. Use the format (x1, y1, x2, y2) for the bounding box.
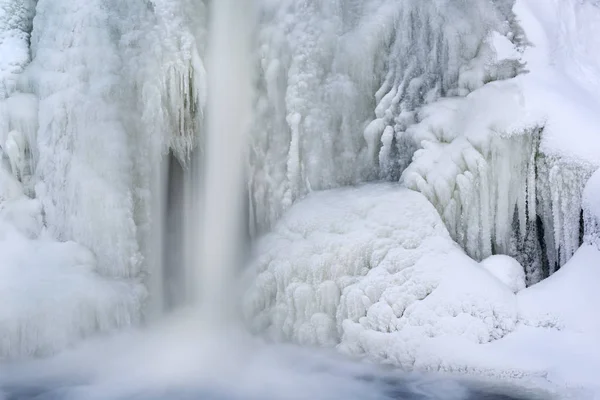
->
(244, 185, 521, 365)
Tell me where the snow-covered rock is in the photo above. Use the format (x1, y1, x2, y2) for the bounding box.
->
(244, 184, 519, 368)
(582, 168, 600, 247)
(481, 255, 526, 294)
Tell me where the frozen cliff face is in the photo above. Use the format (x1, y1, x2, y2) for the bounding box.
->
(0, 0, 35, 99)
(248, 0, 519, 234)
(583, 169, 600, 247)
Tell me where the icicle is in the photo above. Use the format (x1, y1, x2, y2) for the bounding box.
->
(583, 169, 600, 248)
(249, 0, 514, 234)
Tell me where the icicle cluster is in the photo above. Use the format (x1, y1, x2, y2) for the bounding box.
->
(0, 0, 209, 356)
(400, 78, 597, 283)
(248, 0, 517, 234)
(581, 168, 600, 248)
(0, 0, 36, 194)
(536, 156, 595, 273)
(401, 82, 539, 261)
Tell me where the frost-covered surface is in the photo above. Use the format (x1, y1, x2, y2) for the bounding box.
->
(245, 184, 600, 397)
(244, 184, 520, 359)
(0, 165, 143, 359)
(395, 0, 600, 279)
(481, 255, 526, 294)
(0, 0, 35, 99)
(582, 169, 600, 247)
(15, 0, 208, 280)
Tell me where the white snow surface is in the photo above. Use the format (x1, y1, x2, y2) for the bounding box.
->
(244, 184, 520, 359)
(245, 184, 600, 398)
(481, 255, 526, 294)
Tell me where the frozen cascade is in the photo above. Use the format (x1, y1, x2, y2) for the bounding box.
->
(248, 0, 519, 235)
(582, 168, 600, 248)
(0, 0, 210, 356)
(400, 81, 597, 283)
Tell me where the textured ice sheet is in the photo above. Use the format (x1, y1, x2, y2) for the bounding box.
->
(244, 184, 521, 367)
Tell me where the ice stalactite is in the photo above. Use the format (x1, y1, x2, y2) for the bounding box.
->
(399, 77, 597, 284)
(536, 156, 595, 274)
(582, 169, 600, 248)
(25, 0, 143, 279)
(17, 0, 207, 284)
(0, 0, 37, 194)
(248, 0, 519, 235)
(400, 81, 539, 262)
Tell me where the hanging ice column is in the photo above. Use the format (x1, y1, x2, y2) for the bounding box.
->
(583, 169, 600, 248)
(0, 0, 37, 193)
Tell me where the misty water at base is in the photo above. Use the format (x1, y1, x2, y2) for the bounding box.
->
(0, 311, 547, 400)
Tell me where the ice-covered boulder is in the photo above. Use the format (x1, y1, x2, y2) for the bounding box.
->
(244, 184, 518, 368)
(481, 255, 526, 294)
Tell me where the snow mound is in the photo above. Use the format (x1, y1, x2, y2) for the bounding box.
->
(481, 255, 526, 294)
(244, 184, 518, 368)
(0, 168, 144, 359)
(517, 244, 600, 335)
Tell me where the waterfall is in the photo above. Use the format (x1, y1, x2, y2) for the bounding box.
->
(185, 0, 254, 323)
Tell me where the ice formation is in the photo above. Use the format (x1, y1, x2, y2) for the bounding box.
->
(248, 0, 518, 234)
(582, 169, 600, 247)
(244, 184, 522, 367)
(0, 0, 208, 355)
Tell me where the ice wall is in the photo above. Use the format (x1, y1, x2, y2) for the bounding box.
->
(12, 0, 208, 283)
(583, 169, 600, 248)
(248, 0, 517, 234)
(400, 79, 596, 284)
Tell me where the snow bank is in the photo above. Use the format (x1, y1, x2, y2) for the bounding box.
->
(244, 184, 520, 368)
